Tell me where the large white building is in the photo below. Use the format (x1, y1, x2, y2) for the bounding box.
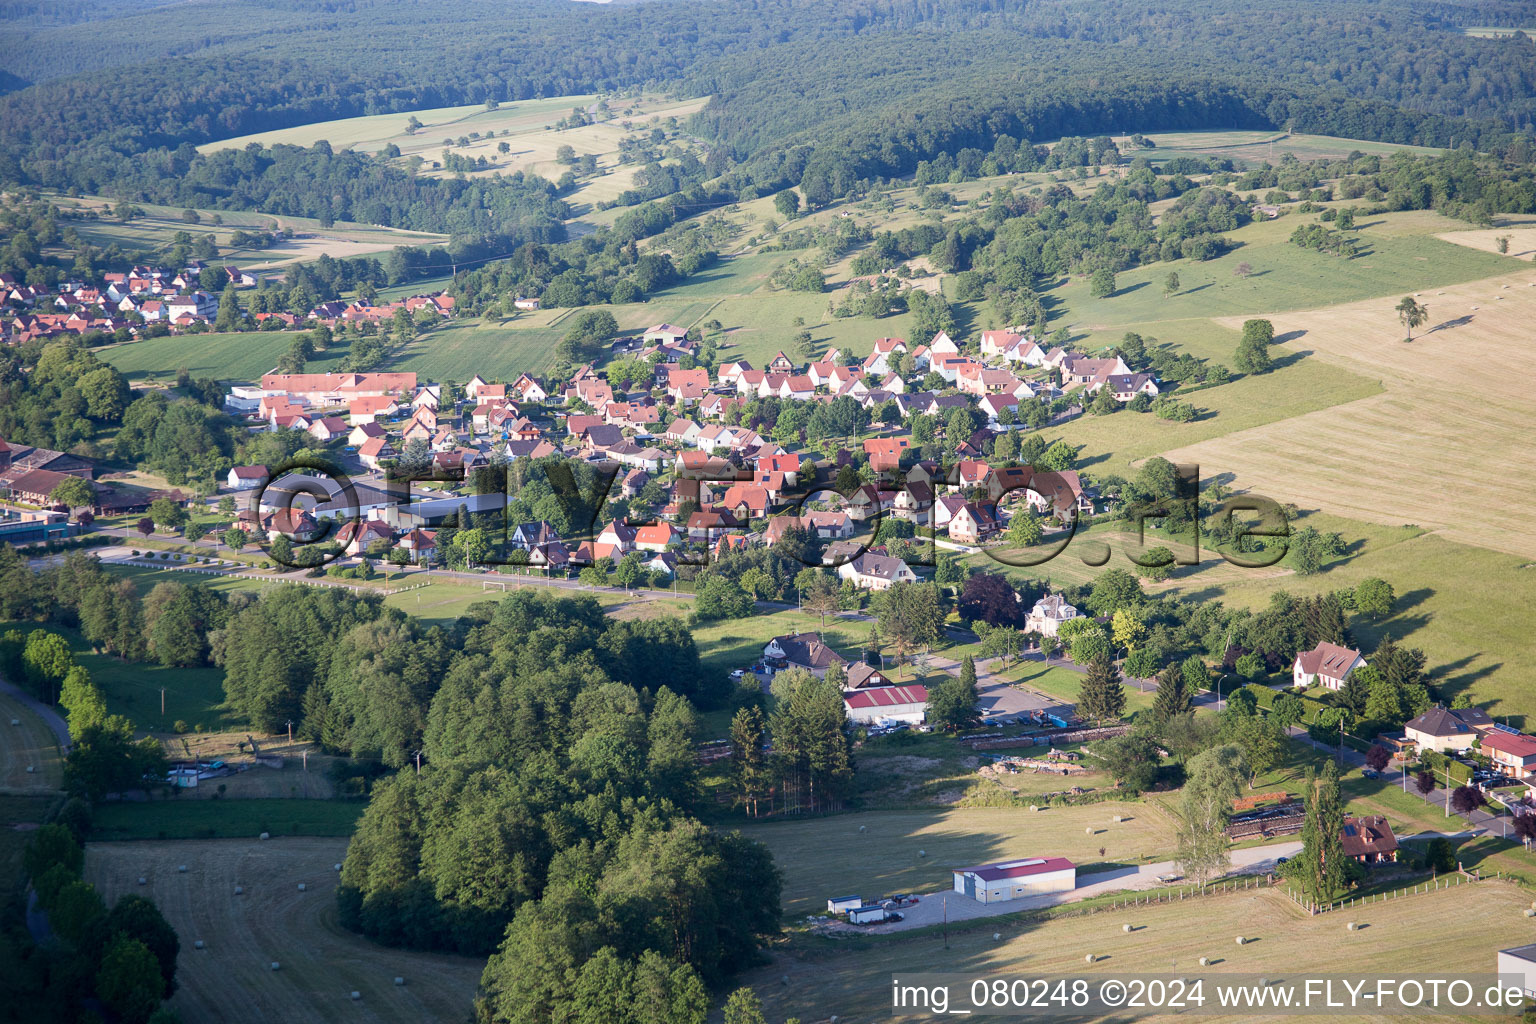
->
(952, 857, 1076, 904)
(843, 684, 928, 725)
(1498, 945, 1536, 998)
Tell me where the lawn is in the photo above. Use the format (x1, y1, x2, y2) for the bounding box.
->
(2, 620, 229, 733)
(89, 798, 364, 841)
(0, 691, 63, 792)
(735, 802, 1176, 919)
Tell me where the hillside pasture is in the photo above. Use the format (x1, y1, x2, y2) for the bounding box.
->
(736, 803, 1175, 918)
(94, 331, 350, 383)
(85, 837, 482, 1023)
(1127, 128, 1441, 166)
(746, 881, 1536, 1023)
(55, 196, 446, 271)
(0, 691, 63, 793)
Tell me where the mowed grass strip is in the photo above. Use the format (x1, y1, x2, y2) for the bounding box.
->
(85, 837, 482, 1022)
(746, 882, 1534, 1023)
(736, 803, 1174, 918)
(90, 799, 363, 841)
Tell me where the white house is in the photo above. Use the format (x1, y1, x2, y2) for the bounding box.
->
(843, 684, 929, 725)
(226, 465, 268, 491)
(953, 858, 1076, 904)
(1025, 594, 1078, 636)
(1403, 706, 1475, 754)
(837, 551, 917, 590)
(1292, 642, 1367, 690)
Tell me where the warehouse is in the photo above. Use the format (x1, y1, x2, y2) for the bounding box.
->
(952, 857, 1076, 904)
(843, 684, 929, 725)
(1496, 945, 1536, 997)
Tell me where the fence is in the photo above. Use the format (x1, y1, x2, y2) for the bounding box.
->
(1282, 868, 1487, 915)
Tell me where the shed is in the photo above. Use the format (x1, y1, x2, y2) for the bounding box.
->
(952, 857, 1076, 904)
(847, 904, 889, 925)
(1498, 944, 1536, 997)
(827, 895, 862, 914)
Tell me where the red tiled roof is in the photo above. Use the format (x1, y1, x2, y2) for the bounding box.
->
(844, 684, 929, 710)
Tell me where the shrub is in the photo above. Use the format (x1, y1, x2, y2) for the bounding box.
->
(172, 721, 189, 734)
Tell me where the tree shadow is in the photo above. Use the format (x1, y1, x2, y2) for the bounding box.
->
(1113, 281, 1151, 297)
(1179, 283, 1214, 295)
(1273, 329, 1307, 345)
(1425, 315, 1474, 335)
(1269, 349, 1311, 370)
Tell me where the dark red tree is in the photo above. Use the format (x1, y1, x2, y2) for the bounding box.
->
(957, 572, 1023, 628)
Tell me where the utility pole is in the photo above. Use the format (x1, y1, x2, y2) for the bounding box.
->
(161, 687, 166, 718)
(286, 719, 294, 745)
(414, 750, 422, 774)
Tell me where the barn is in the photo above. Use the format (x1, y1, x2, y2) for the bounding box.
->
(843, 685, 928, 725)
(1497, 945, 1536, 997)
(952, 857, 1076, 904)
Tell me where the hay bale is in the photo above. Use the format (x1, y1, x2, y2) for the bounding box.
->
(259, 832, 270, 841)
(178, 865, 187, 873)
(1199, 957, 1209, 967)
(1347, 922, 1358, 931)
(25, 765, 34, 774)
(234, 886, 244, 895)
(1085, 827, 1094, 835)
(858, 826, 866, 833)
(1524, 909, 1535, 918)
(394, 977, 405, 987)
(1123, 924, 1133, 933)
(1085, 953, 1095, 963)
(297, 883, 306, 892)
(193, 940, 204, 950)
(9, 718, 18, 726)
(137, 877, 147, 885)
(993, 933, 1001, 941)
(334, 863, 343, 871)
(350, 991, 361, 1001)
(270, 962, 281, 971)
(1028, 805, 1039, 813)
(918, 850, 926, 858)
(1235, 936, 1245, 946)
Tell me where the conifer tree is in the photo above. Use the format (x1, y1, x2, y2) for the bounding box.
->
(1077, 654, 1126, 723)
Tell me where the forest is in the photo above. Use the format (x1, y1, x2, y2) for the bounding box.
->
(4, 0, 1536, 245)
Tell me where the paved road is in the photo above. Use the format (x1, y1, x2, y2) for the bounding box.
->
(859, 840, 1304, 933)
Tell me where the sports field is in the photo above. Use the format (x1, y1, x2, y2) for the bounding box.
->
(0, 691, 63, 793)
(85, 837, 483, 1024)
(736, 803, 1176, 918)
(744, 881, 1536, 1023)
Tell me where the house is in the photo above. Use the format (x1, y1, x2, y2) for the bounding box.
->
(308, 416, 349, 443)
(335, 519, 394, 556)
(762, 632, 849, 678)
(1059, 355, 1132, 386)
(952, 858, 1076, 904)
(766, 351, 796, 374)
(837, 551, 918, 590)
(1339, 816, 1398, 864)
(1480, 731, 1536, 777)
(687, 509, 739, 543)
(948, 501, 999, 543)
(398, 527, 438, 564)
(844, 684, 929, 725)
(226, 466, 268, 491)
(261, 372, 416, 405)
(357, 437, 395, 471)
(1025, 594, 1078, 636)
(1451, 706, 1497, 732)
(1404, 707, 1476, 754)
(1292, 642, 1367, 690)
(348, 422, 385, 448)
(348, 395, 399, 426)
(956, 365, 1023, 397)
(665, 367, 712, 405)
(720, 483, 773, 519)
(863, 437, 910, 473)
(641, 551, 677, 577)
(1089, 373, 1160, 402)
(634, 522, 683, 552)
(511, 374, 548, 403)
(844, 662, 894, 690)
(513, 297, 541, 311)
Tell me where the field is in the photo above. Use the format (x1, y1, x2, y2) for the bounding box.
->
(196, 91, 710, 224)
(94, 330, 352, 384)
(90, 799, 362, 841)
(53, 196, 446, 272)
(1164, 267, 1536, 558)
(744, 881, 1536, 1023)
(1126, 129, 1441, 166)
(85, 838, 483, 1024)
(0, 691, 63, 793)
(737, 802, 1175, 918)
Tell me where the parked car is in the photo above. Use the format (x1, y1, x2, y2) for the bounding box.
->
(1362, 768, 1379, 779)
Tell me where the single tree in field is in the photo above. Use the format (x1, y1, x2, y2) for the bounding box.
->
(1414, 769, 1436, 803)
(1233, 261, 1253, 278)
(1163, 271, 1180, 298)
(1396, 296, 1428, 342)
(801, 576, 841, 630)
(1497, 235, 1511, 254)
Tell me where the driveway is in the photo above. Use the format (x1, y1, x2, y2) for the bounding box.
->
(858, 840, 1303, 933)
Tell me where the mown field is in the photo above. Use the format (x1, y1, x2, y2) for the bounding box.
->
(1129, 128, 1441, 165)
(742, 881, 1536, 1023)
(94, 331, 352, 383)
(86, 837, 483, 1024)
(0, 691, 63, 792)
(90, 799, 363, 841)
(736, 802, 1175, 918)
